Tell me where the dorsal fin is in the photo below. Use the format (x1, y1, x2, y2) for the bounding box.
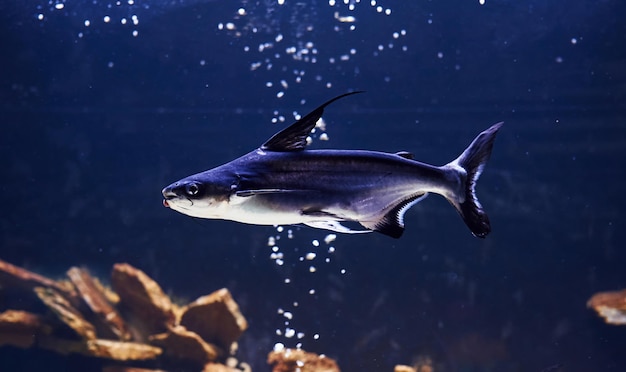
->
(395, 151, 414, 160)
(261, 91, 364, 152)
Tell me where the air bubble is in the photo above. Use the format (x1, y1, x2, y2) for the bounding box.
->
(285, 328, 295, 338)
(324, 234, 337, 244)
(274, 343, 285, 352)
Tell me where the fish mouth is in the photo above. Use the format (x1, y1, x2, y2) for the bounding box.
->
(162, 185, 178, 208)
(162, 196, 194, 209)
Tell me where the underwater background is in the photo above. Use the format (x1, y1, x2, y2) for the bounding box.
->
(1, 0, 625, 371)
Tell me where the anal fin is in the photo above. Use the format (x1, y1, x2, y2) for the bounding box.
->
(360, 193, 428, 238)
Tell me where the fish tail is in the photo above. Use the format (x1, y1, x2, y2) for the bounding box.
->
(447, 122, 503, 238)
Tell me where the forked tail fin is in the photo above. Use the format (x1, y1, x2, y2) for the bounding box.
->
(448, 122, 503, 238)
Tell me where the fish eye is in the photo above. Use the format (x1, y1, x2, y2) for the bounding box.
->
(185, 182, 200, 196)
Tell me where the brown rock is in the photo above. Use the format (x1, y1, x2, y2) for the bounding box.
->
(149, 325, 221, 363)
(110, 263, 175, 336)
(394, 366, 416, 372)
(85, 339, 163, 361)
(92, 276, 121, 305)
(34, 286, 97, 340)
(588, 288, 626, 325)
(103, 367, 167, 372)
(410, 355, 435, 372)
(1, 260, 252, 370)
(268, 348, 340, 372)
(0, 259, 77, 301)
(0, 310, 51, 348)
(202, 362, 240, 372)
(38, 337, 163, 361)
(179, 288, 248, 351)
(67, 267, 131, 340)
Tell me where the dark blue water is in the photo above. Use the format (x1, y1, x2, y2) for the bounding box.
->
(1, 1, 625, 371)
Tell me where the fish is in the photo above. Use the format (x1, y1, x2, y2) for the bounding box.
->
(162, 92, 502, 238)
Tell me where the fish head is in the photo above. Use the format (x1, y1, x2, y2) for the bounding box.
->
(161, 170, 236, 219)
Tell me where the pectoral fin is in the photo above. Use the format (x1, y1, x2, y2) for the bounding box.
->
(235, 189, 296, 197)
(360, 193, 429, 238)
(304, 221, 372, 234)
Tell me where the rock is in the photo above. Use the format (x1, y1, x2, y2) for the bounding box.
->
(587, 288, 626, 325)
(103, 367, 167, 372)
(0, 260, 253, 370)
(0, 258, 77, 302)
(34, 286, 97, 340)
(149, 325, 221, 364)
(179, 288, 248, 351)
(0, 310, 51, 348)
(38, 337, 163, 361)
(398, 355, 434, 372)
(202, 362, 241, 372)
(110, 263, 176, 337)
(67, 267, 131, 340)
(84, 339, 163, 361)
(267, 348, 340, 372)
(394, 366, 416, 372)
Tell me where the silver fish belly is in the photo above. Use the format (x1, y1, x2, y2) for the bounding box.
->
(162, 92, 502, 238)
